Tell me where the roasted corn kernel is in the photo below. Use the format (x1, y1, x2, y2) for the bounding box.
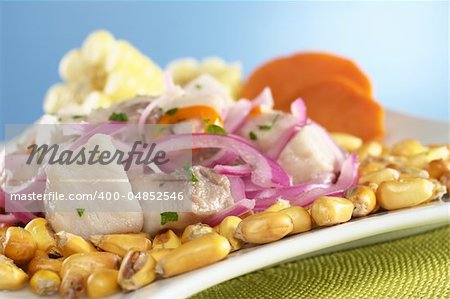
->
(3, 226, 37, 264)
(376, 178, 435, 210)
(358, 161, 387, 176)
(86, 269, 120, 298)
(0, 254, 28, 290)
(234, 212, 293, 244)
(157, 234, 230, 277)
(357, 141, 383, 160)
(30, 269, 61, 296)
(181, 224, 214, 243)
(430, 179, 447, 201)
(218, 216, 243, 251)
(408, 146, 450, 168)
(24, 217, 56, 252)
(46, 245, 64, 259)
(28, 255, 63, 276)
(397, 167, 429, 179)
(239, 210, 254, 219)
(118, 250, 156, 291)
(60, 266, 88, 299)
(439, 171, 450, 191)
(264, 199, 291, 212)
(345, 186, 377, 217)
(359, 168, 400, 186)
(311, 197, 355, 226)
(391, 139, 427, 157)
(153, 230, 181, 250)
(60, 252, 121, 278)
(56, 231, 97, 256)
(149, 248, 172, 263)
(280, 206, 312, 234)
(60, 252, 120, 298)
(427, 159, 450, 179)
(90, 233, 151, 257)
(330, 132, 363, 152)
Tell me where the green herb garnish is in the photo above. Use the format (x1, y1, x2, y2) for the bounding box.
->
(183, 163, 199, 182)
(165, 108, 179, 116)
(195, 83, 202, 89)
(36, 147, 43, 162)
(258, 114, 280, 131)
(249, 131, 257, 140)
(160, 212, 179, 225)
(206, 124, 227, 135)
(108, 112, 128, 122)
(76, 208, 85, 217)
(72, 115, 84, 119)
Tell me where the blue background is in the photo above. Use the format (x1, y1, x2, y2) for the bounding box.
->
(0, 1, 448, 140)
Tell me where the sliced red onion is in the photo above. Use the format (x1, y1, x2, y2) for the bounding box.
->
(164, 71, 175, 91)
(252, 87, 274, 109)
(153, 133, 291, 187)
(242, 177, 266, 192)
(201, 150, 239, 168)
(223, 99, 252, 133)
(61, 122, 94, 137)
(213, 164, 253, 177)
(227, 176, 246, 202)
(265, 126, 301, 160)
(3, 172, 46, 196)
(0, 186, 5, 210)
(224, 87, 274, 133)
(68, 122, 127, 151)
(290, 98, 308, 126)
(11, 211, 36, 224)
(250, 154, 358, 208)
(1, 185, 38, 224)
(203, 199, 255, 227)
(138, 95, 166, 134)
(0, 213, 20, 225)
(250, 182, 329, 210)
(260, 99, 307, 160)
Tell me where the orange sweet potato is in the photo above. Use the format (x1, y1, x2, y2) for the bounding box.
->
(296, 76, 384, 141)
(241, 52, 372, 104)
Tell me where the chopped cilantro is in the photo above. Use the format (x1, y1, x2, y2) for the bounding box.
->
(36, 147, 43, 162)
(206, 124, 227, 135)
(160, 212, 179, 225)
(183, 163, 199, 182)
(195, 83, 202, 89)
(76, 208, 85, 217)
(258, 124, 272, 131)
(249, 131, 258, 140)
(258, 114, 280, 131)
(165, 108, 179, 116)
(108, 112, 128, 122)
(72, 115, 84, 119)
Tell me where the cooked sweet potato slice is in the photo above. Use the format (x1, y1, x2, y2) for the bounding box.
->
(241, 52, 372, 103)
(296, 76, 384, 141)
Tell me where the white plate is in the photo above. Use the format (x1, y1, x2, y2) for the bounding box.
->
(2, 109, 449, 299)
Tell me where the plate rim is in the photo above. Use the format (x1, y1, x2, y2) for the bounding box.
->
(124, 200, 450, 299)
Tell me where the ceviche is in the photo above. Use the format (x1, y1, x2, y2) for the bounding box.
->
(0, 31, 448, 298)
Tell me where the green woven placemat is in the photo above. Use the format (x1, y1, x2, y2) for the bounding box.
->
(192, 226, 450, 299)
